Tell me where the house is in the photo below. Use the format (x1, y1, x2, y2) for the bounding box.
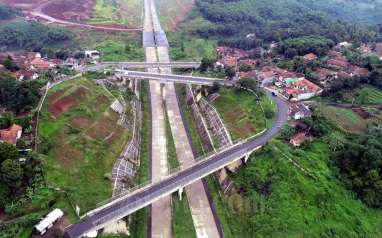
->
(35, 209, 64, 235)
(239, 71, 257, 79)
(314, 68, 337, 82)
(375, 43, 382, 58)
(350, 66, 370, 77)
(219, 56, 238, 68)
(358, 44, 371, 54)
(327, 50, 343, 58)
(327, 58, 349, 70)
(85, 50, 100, 61)
(238, 59, 258, 67)
(13, 70, 39, 81)
(290, 132, 307, 147)
(337, 71, 351, 79)
(335, 41, 352, 50)
(303, 53, 318, 63)
(289, 103, 312, 120)
(284, 78, 323, 101)
(0, 124, 23, 145)
(30, 57, 55, 71)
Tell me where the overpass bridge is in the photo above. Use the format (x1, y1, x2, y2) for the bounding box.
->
(115, 70, 233, 86)
(85, 61, 200, 71)
(65, 93, 288, 238)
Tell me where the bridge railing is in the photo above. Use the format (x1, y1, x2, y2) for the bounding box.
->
(83, 142, 241, 217)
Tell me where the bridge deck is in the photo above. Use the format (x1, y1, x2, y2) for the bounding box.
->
(65, 93, 288, 238)
(116, 70, 232, 86)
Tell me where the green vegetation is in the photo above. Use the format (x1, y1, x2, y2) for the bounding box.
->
(77, 31, 144, 61)
(0, 4, 21, 20)
(342, 85, 382, 106)
(165, 108, 179, 170)
(212, 87, 276, 141)
(218, 140, 382, 237)
(38, 78, 132, 213)
(88, 0, 142, 27)
(321, 105, 367, 133)
(190, 0, 377, 49)
(334, 129, 382, 208)
(0, 21, 73, 51)
(129, 81, 149, 238)
(176, 84, 205, 156)
(171, 194, 197, 238)
(278, 36, 335, 58)
(0, 76, 45, 113)
(169, 33, 217, 61)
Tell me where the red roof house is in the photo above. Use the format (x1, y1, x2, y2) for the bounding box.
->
(303, 53, 318, 62)
(290, 132, 307, 147)
(0, 124, 22, 145)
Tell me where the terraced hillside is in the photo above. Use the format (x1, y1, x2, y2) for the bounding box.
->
(38, 78, 132, 217)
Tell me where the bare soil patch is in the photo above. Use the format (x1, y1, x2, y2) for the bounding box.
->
(47, 90, 64, 104)
(48, 95, 77, 118)
(71, 117, 90, 129)
(96, 94, 109, 104)
(2, 0, 44, 10)
(87, 109, 119, 140)
(41, 0, 94, 23)
(55, 142, 83, 168)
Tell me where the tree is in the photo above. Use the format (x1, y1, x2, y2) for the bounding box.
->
(0, 142, 19, 164)
(2, 56, 19, 72)
(1, 159, 22, 189)
(225, 67, 236, 78)
(200, 57, 214, 72)
(237, 77, 258, 91)
(264, 108, 275, 119)
(207, 82, 220, 95)
(0, 112, 14, 129)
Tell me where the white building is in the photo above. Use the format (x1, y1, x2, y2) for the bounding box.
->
(35, 208, 64, 235)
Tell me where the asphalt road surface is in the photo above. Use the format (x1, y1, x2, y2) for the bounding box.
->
(65, 92, 288, 238)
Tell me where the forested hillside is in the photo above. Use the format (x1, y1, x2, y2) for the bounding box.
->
(191, 0, 380, 48)
(0, 21, 74, 52)
(301, 0, 382, 25)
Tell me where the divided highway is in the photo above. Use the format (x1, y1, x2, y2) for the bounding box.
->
(65, 92, 288, 238)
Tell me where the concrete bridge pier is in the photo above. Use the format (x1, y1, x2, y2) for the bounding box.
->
(244, 153, 251, 163)
(178, 187, 184, 201)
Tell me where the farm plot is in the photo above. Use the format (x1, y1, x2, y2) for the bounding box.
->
(321, 105, 367, 133)
(38, 78, 133, 214)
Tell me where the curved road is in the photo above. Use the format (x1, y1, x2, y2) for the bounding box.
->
(65, 92, 288, 238)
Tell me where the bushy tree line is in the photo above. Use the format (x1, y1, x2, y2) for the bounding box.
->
(193, 0, 378, 49)
(0, 143, 42, 208)
(333, 130, 382, 207)
(277, 36, 335, 58)
(0, 21, 74, 52)
(0, 75, 45, 113)
(0, 4, 21, 20)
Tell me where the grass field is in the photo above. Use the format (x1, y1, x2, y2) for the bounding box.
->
(129, 81, 149, 238)
(321, 105, 368, 133)
(76, 30, 144, 62)
(212, 88, 277, 141)
(208, 140, 382, 237)
(342, 85, 382, 106)
(172, 193, 197, 238)
(38, 78, 132, 215)
(88, 0, 143, 27)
